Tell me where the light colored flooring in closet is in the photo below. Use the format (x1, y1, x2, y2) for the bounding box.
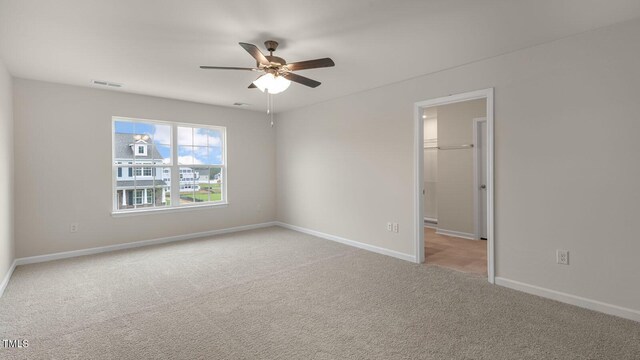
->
(425, 227, 487, 276)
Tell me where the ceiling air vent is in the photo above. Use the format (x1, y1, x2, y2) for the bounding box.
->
(91, 80, 123, 88)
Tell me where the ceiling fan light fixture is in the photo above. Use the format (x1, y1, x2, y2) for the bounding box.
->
(253, 73, 291, 94)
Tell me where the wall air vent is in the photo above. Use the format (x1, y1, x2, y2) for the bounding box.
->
(91, 80, 123, 88)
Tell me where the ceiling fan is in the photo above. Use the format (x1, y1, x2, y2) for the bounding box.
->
(200, 40, 335, 94)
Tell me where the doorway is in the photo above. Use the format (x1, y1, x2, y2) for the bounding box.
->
(413, 89, 494, 283)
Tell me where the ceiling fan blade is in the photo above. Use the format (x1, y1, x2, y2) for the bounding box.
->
(200, 66, 257, 71)
(282, 72, 321, 88)
(239, 42, 270, 66)
(285, 58, 335, 71)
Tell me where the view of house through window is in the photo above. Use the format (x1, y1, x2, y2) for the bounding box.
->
(113, 117, 225, 212)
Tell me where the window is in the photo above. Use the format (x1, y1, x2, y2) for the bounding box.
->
(135, 189, 144, 205)
(113, 117, 226, 213)
(133, 167, 152, 177)
(146, 189, 154, 204)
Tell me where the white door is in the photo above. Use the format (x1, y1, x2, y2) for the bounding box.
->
(479, 120, 488, 239)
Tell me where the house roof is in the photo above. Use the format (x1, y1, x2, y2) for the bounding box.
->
(116, 180, 167, 188)
(114, 133, 164, 161)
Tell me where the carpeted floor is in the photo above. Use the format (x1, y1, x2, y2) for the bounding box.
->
(1, 227, 639, 359)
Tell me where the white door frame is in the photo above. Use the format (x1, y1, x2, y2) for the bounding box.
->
(473, 117, 487, 241)
(413, 88, 495, 283)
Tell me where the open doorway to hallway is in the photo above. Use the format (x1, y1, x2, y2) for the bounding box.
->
(414, 89, 494, 281)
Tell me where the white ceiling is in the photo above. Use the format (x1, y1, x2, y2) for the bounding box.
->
(2, 0, 640, 113)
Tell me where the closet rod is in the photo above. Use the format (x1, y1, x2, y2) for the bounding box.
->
(433, 144, 474, 150)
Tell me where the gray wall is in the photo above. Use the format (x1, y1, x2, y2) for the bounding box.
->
(13, 79, 276, 257)
(0, 59, 14, 284)
(436, 99, 486, 235)
(276, 19, 640, 312)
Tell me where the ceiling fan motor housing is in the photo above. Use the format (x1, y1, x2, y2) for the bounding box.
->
(265, 56, 286, 67)
(262, 40, 286, 66)
(264, 40, 279, 52)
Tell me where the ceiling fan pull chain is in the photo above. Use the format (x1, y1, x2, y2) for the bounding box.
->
(270, 93, 275, 127)
(266, 92, 274, 127)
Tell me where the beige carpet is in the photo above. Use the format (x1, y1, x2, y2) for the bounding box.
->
(1, 227, 638, 359)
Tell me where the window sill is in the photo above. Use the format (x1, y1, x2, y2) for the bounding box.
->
(111, 202, 229, 217)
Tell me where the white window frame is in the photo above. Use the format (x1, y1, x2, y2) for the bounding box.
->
(112, 116, 228, 215)
(136, 144, 147, 156)
(134, 189, 144, 205)
(146, 188, 154, 204)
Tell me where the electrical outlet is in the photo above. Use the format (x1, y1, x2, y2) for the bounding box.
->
(393, 223, 399, 233)
(557, 249, 569, 265)
(387, 222, 393, 232)
(70, 223, 79, 233)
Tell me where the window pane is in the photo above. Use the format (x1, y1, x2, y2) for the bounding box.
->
(115, 166, 133, 210)
(178, 126, 192, 146)
(114, 165, 169, 210)
(113, 120, 136, 135)
(151, 124, 171, 146)
(193, 127, 208, 146)
(207, 128, 222, 145)
(207, 147, 223, 165)
(193, 146, 208, 165)
(176, 126, 223, 165)
(209, 168, 223, 202)
(114, 119, 172, 166)
(192, 166, 208, 202)
(178, 166, 197, 205)
(160, 167, 171, 206)
(145, 168, 170, 209)
(154, 144, 171, 164)
(178, 146, 195, 165)
(187, 166, 223, 203)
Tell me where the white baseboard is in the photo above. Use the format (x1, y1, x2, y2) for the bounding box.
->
(495, 277, 640, 323)
(435, 228, 478, 240)
(0, 259, 17, 298)
(15, 222, 278, 266)
(276, 222, 416, 263)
